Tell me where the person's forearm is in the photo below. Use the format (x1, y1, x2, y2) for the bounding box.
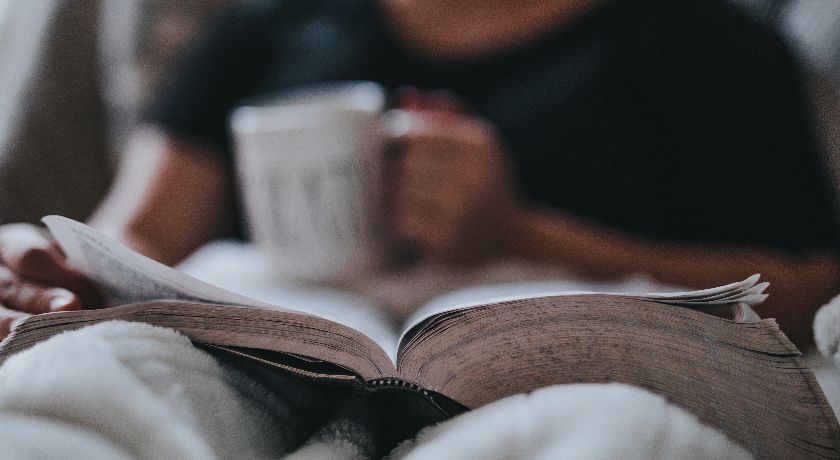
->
(508, 207, 840, 347)
(89, 129, 236, 266)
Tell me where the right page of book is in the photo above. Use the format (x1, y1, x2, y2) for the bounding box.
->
(396, 293, 838, 458)
(398, 274, 768, 350)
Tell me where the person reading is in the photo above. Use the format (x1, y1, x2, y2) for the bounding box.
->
(0, 0, 838, 350)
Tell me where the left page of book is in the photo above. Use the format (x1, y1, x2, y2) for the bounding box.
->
(43, 215, 283, 308)
(42, 216, 401, 360)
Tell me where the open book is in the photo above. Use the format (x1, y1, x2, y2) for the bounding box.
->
(1, 216, 838, 458)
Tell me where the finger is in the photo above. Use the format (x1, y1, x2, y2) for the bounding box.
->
(421, 89, 470, 115)
(384, 110, 496, 162)
(0, 305, 31, 339)
(399, 112, 492, 145)
(23, 259, 104, 309)
(0, 225, 105, 308)
(393, 135, 500, 214)
(393, 187, 445, 224)
(0, 224, 71, 285)
(382, 109, 429, 141)
(395, 209, 459, 257)
(394, 147, 455, 191)
(393, 187, 463, 242)
(395, 149, 473, 210)
(384, 109, 468, 145)
(0, 266, 82, 314)
(391, 86, 424, 111)
(393, 87, 469, 115)
(0, 224, 62, 267)
(389, 122, 479, 183)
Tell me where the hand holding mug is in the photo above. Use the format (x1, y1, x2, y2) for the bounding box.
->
(387, 91, 522, 264)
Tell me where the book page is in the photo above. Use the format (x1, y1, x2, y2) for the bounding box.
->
(399, 275, 767, 346)
(44, 216, 279, 308)
(43, 216, 400, 360)
(176, 241, 400, 360)
(393, 294, 839, 459)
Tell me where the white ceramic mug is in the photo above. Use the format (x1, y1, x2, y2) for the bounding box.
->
(231, 82, 393, 282)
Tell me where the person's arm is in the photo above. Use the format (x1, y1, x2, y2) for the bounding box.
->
(0, 3, 270, 337)
(90, 129, 237, 265)
(389, 101, 840, 348)
(0, 129, 234, 338)
(511, 207, 840, 347)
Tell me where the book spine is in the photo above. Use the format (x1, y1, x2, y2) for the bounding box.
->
(368, 378, 431, 397)
(365, 377, 468, 418)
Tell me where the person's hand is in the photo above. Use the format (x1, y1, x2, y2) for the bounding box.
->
(387, 91, 523, 264)
(0, 224, 103, 339)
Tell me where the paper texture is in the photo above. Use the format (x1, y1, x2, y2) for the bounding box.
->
(43, 216, 400, 357)
(43, 216, 279, 309)
(400, 274, 768, 344)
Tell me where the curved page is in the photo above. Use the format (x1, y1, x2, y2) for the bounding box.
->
(399, 275, 766, 347)
(44, 216, 280, 309)
(43, 216, 399, 365)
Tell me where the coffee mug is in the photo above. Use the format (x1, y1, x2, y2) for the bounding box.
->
(231, 81, 394, 282)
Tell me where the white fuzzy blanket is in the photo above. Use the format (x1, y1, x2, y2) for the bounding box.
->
(815, 295, 840, 364)
(811, 295, 840, 414)
(0, 321, 752, 459)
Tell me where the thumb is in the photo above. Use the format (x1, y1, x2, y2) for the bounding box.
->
(0, 269, 83, 314)
(0, 224, 66, 275)
(392, 87, 469, 115)
(0, 224, 105, 308)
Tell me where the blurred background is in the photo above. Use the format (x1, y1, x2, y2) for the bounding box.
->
(0, 0, 838, 226)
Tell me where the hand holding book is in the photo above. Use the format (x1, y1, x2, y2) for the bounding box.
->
(0, 223, 103, 338)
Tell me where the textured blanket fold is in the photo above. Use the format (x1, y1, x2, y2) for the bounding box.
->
(816, 295, 840, 362)
(0, 321, 752, 459)
(0, 322, 292, 459)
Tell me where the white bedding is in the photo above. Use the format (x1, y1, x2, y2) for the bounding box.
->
(0, 321, 752, 459)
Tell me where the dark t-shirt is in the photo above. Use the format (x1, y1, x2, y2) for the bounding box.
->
(148, 0, 840, 252)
